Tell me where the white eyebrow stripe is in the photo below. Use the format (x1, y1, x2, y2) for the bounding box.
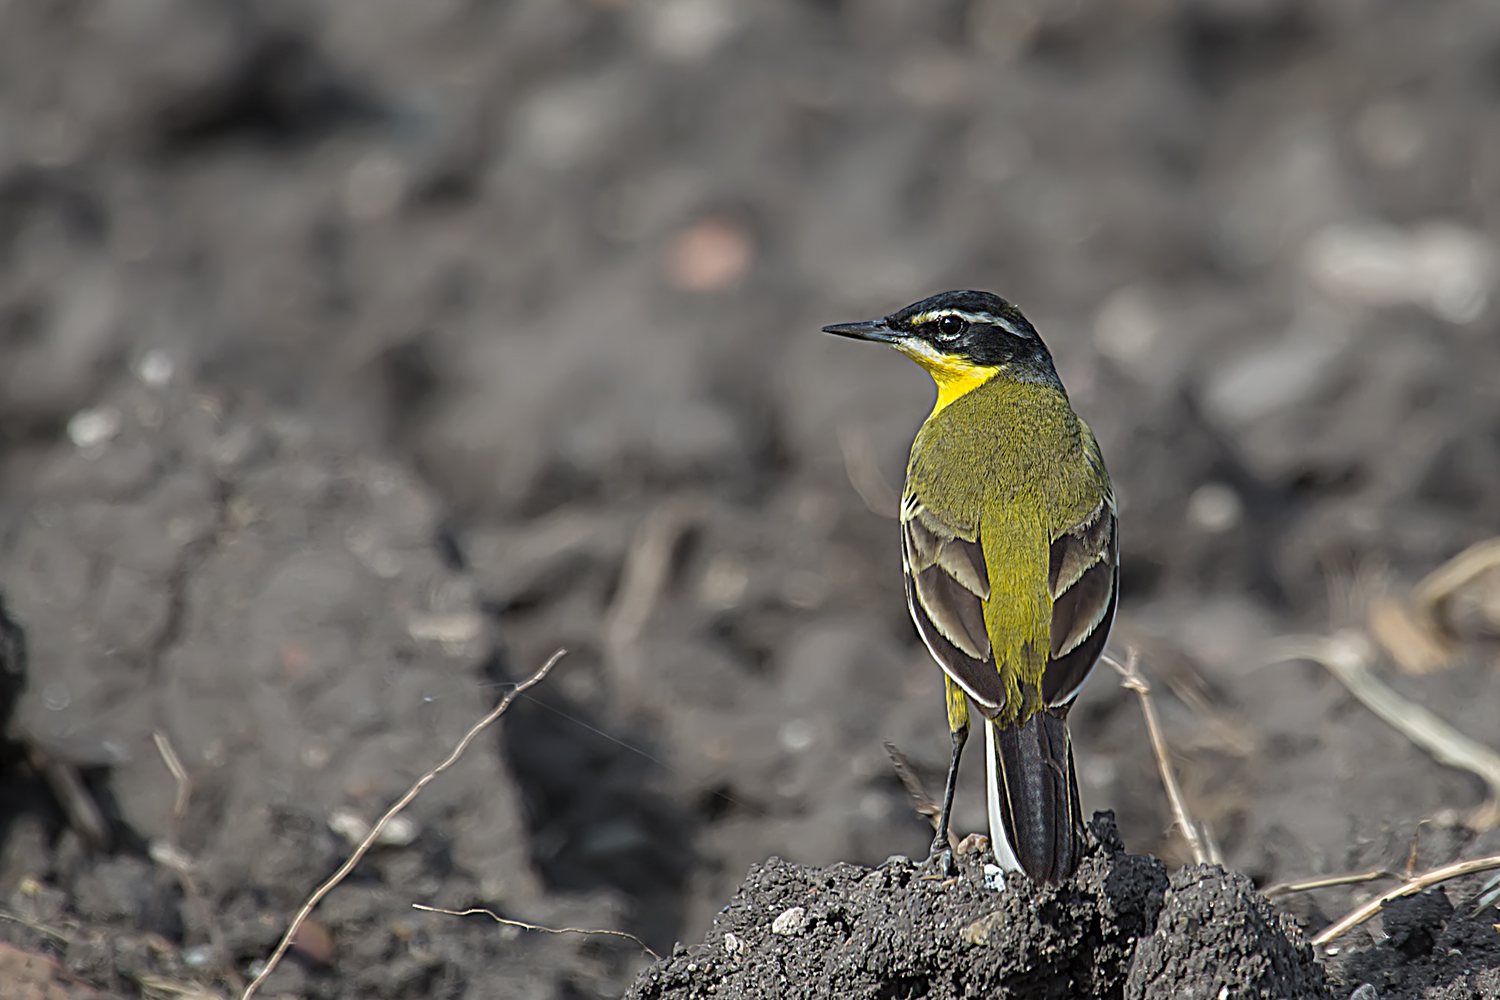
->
(907, 309, 1030, 338)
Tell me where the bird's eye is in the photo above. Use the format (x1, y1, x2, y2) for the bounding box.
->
(937, 314, 967, 339)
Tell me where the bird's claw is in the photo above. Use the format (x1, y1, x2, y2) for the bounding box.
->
(923, 845, 957, 877)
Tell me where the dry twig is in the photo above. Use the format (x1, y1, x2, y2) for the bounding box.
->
(137, 974, 226, 1000)
(882, 740, 957, 850)
(1199, 818, 1225, 867)
(1103, 648, 1209, 865)
(604, 500, 696, 710)
(151, 731, 238, 992)
(1475, 871, 1500, 913)
(154, 731, 191, 828)
(1261, 869, 1400, 899)
(1368, 536, 1500, 675)
(411, 904, 661, 961)
(0, 908, 71, 943)
(240, 648, 565, 1000)
(1125, 635, 1257, 758)
(1368, 597, 1452, 676)
(29, 746, 108, 849)
(1271, 630, 1500, 829)
(1405, 820, 1429, 877)
(1414, 537, 1500, 634)
(1311, 852, 1500, 946)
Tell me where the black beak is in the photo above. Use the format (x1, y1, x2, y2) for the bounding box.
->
(821, 318, 898, 343)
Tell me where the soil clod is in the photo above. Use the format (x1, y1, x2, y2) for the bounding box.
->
(627, 813, 1334, 1000)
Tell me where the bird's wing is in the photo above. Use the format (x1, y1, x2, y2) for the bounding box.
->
(902, 499, 1009, 714)
(1042, 494, 1118, 707)
(904, 488, 1117, 716)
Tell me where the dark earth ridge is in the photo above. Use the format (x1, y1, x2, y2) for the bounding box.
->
(625, 814, 1332, 1000)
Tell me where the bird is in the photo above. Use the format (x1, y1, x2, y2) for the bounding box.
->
(823, 290, 1117, 885)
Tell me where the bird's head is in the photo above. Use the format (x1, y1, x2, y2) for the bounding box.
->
(822, 290, 1062, 407)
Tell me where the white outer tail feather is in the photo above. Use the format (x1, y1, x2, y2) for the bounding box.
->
(984, 719, 1022, 873)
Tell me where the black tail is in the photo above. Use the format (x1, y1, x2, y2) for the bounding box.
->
(984, 709, 1082, 885)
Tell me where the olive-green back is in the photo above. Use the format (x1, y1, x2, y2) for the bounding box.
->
(904, 377, 1111, 718)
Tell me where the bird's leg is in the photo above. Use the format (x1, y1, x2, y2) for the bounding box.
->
(927, 676, 970, 876)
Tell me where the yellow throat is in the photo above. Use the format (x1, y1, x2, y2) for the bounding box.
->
(895, 341, 1001, 416)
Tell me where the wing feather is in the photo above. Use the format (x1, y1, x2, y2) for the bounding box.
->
(912, 565, 990, 660)
(907, 511, 990, 598)
(1042, 498, 1118, 706)
(904, 493, 1117, 718)
(1048, 499, 1112, 599)
(902, 505, 1004, 712)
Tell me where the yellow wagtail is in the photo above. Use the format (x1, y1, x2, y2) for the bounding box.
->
(825, 290, 1117, 883)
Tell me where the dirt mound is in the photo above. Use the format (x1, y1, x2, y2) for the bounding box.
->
(1326, 888, 1500, 1000)
(1127, 865, 1326, 1000)
(626, 815, 1328, 1000)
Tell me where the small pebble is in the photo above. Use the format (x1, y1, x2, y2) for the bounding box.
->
(134, 349, 175, 388)
(1187, 482, 1243, 534)
(182, 945, 214, 968)
(723, 932, 741, 954)
(639, 0, 739, 62)
(778, 719, 815, 753)
(328, 807, 420, 847)
(983, 864, 1006, 890)
(770, 906, 807, 936)
(1092, 285, 1164, 375)
(961, 911, 1005, 945)
(41, 683, 70, 712)
(1349, 984, 1378, 1000)
(663, 217, 753, 292)
(329, 808, 369, 844)
(407, 611, 484, 645)
(147, 840, 194, 873)
(290, 920, 335, 966)
(1304, 220, 1496, 324)
(378, 815, 421, 847)
(67, 407, 121, 451)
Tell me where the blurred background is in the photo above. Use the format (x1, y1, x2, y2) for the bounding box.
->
(2, 0, 1500, 996)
